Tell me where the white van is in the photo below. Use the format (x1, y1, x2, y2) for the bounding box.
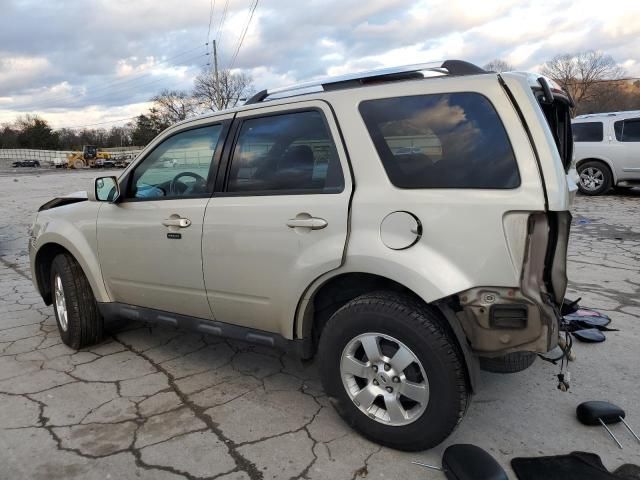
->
(573, 110, 640, 195)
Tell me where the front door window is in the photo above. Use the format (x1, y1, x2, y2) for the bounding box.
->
(129, 125, 222, 199)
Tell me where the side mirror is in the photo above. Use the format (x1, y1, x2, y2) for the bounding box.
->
(90, 176, 120, 202)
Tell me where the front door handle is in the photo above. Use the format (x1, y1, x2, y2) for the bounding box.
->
(286, 217, 328, 230)
(162, 217, 191, 228)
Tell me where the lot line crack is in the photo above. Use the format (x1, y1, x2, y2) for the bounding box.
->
(114, 334, 265, 480)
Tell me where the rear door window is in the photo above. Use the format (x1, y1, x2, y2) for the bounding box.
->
(359, 93, 520, 189)
(615, 119, 640, 142)
(226, 110, 344, 194)
(572, 122, 603, 142)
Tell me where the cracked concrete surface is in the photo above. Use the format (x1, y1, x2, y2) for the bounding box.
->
(1, 170, 639, 479)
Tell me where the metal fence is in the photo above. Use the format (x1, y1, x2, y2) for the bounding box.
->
(0, 148, 143, 168)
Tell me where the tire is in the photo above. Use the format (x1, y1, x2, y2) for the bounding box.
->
(479, 352, 536, 373)
(50, 253, 103, 349)
(577, 160, 612, 196)
(318, 292, 469, 451)
(73, 159, 85, 169)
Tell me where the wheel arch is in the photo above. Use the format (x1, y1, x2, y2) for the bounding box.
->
(295, 271, 478, 391)
(34, 237, 109, 305)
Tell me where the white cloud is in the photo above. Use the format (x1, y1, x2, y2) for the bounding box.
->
(0, 0, 638, 129)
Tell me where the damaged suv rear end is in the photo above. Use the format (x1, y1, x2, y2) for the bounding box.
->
(454, 74, 575, 365)
(314, 66, 576, 450)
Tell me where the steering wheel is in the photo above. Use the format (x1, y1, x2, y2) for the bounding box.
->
(169, 172, 207, 195)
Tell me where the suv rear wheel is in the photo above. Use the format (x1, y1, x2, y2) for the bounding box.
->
(51, 253, 103, 349)
(318, 292, 469, 451)
(577, 160, 612, 195)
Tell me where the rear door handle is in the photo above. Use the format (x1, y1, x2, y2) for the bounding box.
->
(286, 217, 328, 230)
(162, 217, 191, 228)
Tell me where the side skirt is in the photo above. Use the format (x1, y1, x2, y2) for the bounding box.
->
(98, 302, 308, 357)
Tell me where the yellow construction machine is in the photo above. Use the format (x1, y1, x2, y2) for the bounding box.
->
(66, 145, 113, 169)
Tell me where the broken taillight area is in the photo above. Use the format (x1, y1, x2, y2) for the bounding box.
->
(455, 287, 549, 355)
(454, 210, 571, 356)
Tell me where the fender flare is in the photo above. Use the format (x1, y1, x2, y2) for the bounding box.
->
(34, 229, 110, 303)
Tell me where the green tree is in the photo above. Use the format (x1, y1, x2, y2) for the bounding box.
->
(15, 115, 59, 149)
(129, 108, 169, 146)
(0, 124, 19, 148)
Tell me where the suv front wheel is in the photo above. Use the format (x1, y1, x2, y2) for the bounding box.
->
(318, 292, 469, 451)
(50, 253, 104, 349)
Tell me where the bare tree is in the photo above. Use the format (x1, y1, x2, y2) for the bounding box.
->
(483, 59, 514, 73)
(193, 69, 254, 112)
(542, 51, 625, 110)
(151, 89, 198, 124)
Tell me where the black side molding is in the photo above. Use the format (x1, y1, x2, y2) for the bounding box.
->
(98, 302, 312, 358)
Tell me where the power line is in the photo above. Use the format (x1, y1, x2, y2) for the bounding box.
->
(228, 0, 258, 70)
(564, 76, 640, 86)
(4, 46, 209, 111)
(55, 116, 140, 130)
(206, 0, 216, 44)
(52, 63, 216, 130)
(213, 0, 230, 59)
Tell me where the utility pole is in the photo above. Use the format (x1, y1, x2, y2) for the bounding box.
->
(213, 39, 220, 110)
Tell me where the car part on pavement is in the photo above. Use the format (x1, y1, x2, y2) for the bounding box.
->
(412, 444, 508, 480)
(577, 401, 640, 449)
(512, 451, 640, 480)
(571, 328, 606, 343)
(563, 311, 611, 328)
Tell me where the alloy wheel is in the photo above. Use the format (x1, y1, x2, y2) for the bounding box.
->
(579, 166, 604, 192)
(340, 332, 429, 426)
(53, 274, 69, 331)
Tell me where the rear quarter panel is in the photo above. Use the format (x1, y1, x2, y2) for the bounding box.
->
(307, 75, 547, 316)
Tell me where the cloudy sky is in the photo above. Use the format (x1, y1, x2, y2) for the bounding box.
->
(0, 0, 638, 129)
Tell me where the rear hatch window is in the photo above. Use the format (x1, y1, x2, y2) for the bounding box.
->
(359, 92, 520, 189)
(531, 78, 574, 172)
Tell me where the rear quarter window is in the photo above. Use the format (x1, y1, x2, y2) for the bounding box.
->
(615, 118, 640, 142)
(359, 92, 520, 189)
(572, 122, 603, 142)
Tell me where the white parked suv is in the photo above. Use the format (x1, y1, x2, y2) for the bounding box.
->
(573, 110, 640, 195)
(29, 61, 576, 451)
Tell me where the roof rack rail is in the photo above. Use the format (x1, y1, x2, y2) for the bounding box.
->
(245, 60, 486, 105)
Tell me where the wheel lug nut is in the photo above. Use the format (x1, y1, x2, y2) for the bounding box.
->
(386, 387, 393, 393)
(372, 365, 378, 372)
(373, 380, 379, 386)
(384, 364, 390, 371)
(392, 376, 400, 383)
